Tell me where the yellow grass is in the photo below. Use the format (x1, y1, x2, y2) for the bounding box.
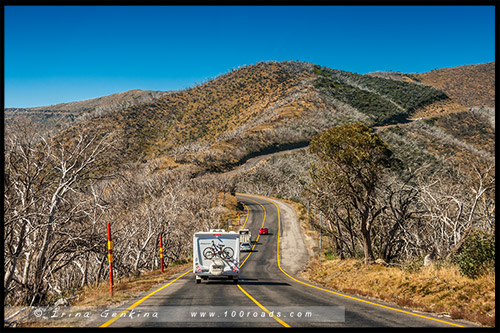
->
(409, 99, 466, 120)
(73, 264, 189, 308)
(302, 258, 495, 326)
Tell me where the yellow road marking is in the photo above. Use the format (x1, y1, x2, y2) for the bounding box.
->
(241, 202, 250, 228)
(236, 284, 291, 327)
(99, 270, 191, 327)
(239, 196, 266, 268)
(248, 194, 465, 328)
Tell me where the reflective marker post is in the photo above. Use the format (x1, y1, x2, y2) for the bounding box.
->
(107, 222, 114, 297)
(159, 234, 164, 273)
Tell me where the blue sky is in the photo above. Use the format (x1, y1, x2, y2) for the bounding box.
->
(4, 5, 495, 108)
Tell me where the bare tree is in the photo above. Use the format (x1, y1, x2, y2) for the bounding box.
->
(4, 126, 116, 305)
(415, 158, 495, 260)
(372, 171, 425, 262)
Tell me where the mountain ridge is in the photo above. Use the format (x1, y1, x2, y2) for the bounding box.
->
(7, 61, 493, 112)
(5, 89, 172, 112)
(5, 60, 494, 172)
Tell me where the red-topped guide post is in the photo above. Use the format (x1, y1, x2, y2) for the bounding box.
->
(159, 234, 164, 273)
(107, 222, 113, 297)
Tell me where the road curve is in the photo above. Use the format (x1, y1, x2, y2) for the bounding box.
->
(93, 194, 474, 328)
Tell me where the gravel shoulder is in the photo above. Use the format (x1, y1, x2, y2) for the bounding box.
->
(260, 196, 313, 275)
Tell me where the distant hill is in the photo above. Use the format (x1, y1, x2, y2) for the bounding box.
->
(369, 62, 495, 108)
(414, 62, 495, 108)
(5, 89, 172, 114)
(4, 89, 172, 137)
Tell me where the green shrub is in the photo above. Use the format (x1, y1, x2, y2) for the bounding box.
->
(324, 249, 336, 260)
(457, 230, 495, 279)
(404, 256, 425, 273)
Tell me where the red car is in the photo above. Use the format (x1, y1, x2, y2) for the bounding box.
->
(259, 227, 269, 235)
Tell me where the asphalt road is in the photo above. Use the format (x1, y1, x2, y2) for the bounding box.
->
(94, 193, 474, 328)
(224, 146, 307, 177)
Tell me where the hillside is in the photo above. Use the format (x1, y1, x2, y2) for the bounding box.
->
(5, 61, 493, 175)
(378, 107, 495, 176)
(414, 62, 495, 108)
(368, 62, 495, 109)
(44, 60, 470, 174)
(315, 65, 467, 125)
(58, 61, 320, 171)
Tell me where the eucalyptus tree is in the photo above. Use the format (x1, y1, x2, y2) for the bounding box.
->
(307, 122, 394, 264)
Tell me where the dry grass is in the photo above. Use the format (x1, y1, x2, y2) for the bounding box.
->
(409, 99, 466, 120)
(415, 62, 495, 108)
(219, 192, 241, 229)
(73, 264, 188, 308)
(302, 258, 495, 326)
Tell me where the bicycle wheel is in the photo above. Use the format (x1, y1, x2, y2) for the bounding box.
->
(203, 248, 214, 259)
(222, 247, 234, 259)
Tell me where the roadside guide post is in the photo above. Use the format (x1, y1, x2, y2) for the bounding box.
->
(159, 234, 164, 273)
(107, 222, 114, 297)
(319, 211, 322, 256)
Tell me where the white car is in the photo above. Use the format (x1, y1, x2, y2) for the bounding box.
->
(240, 242, 252, 252)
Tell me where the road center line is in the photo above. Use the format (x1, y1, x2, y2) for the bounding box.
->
(240, 202, 250, 229)
(239, 196, 265, 268)
(236, 284, 291, 328)
(236, 194, 291, 327)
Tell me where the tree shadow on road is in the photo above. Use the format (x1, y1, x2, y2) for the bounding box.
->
(237, 278, 290, 286)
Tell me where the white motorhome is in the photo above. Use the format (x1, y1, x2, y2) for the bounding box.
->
(239, 229, 251, 244)
(193, 230, 240, 284)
